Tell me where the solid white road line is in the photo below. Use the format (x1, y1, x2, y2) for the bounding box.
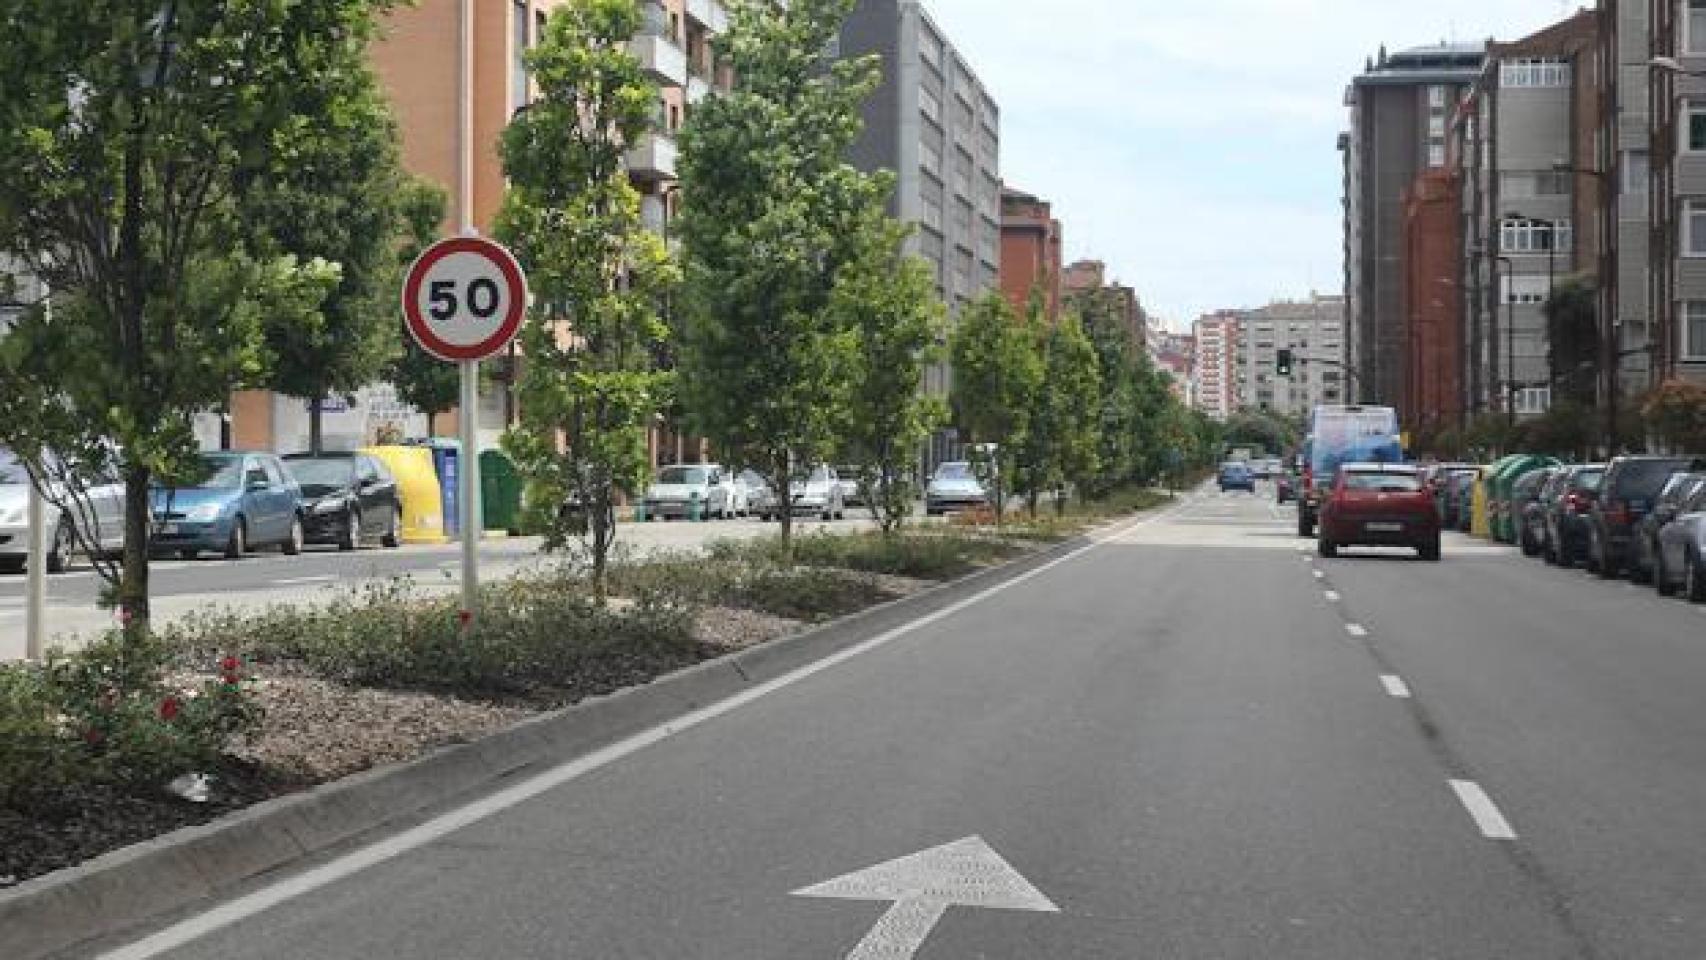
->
(1379, 675, 1412, 699)
(1345, 623, 1369, 638)
(98, 503, 1182, 960)
(270, 576, 339, 587)
(1449, 779, 1518, 840)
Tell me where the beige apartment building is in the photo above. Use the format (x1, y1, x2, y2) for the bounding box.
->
(221, 0, 727, 461)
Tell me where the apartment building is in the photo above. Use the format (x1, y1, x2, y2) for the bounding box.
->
(1342, 42, 1485, 408)
(1193, 311, 1242, 421)
(215, 0, 729, 457)
(1062, 259, 1144, 345)
(1647, 0, 1706, 386)
(1148, 327, 1196, 408)
(998, 186, 1063, 323)
(1236, 296, 1348, 418)
(1401, 168, 1464, 435)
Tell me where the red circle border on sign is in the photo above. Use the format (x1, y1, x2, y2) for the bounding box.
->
(401, 236, 528, 362)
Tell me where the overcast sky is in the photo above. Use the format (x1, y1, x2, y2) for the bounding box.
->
(921, 0, 1580, 330)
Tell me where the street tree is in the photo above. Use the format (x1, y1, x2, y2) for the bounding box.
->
(674, 0, 884, 557)
(0, 1, 391, 628)
(1034, 314, 1102, 515)
(496, 0, 676, 601)
(246, 44, 413, 453)
(381, 180, 459, 436)
(950, 293, 1044, 518)
(1070, 289, 1141, 496)
(831, 214, 946, 534)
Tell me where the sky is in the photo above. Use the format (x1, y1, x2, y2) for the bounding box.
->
(921, 0, 1581, 331)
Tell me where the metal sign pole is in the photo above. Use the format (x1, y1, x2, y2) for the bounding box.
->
(459, 358, 480, 630)
(25, 482, 44, 660)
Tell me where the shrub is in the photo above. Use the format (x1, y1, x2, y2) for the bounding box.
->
(733, 567, 894, 623)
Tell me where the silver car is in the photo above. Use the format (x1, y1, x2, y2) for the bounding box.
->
(926, 461, 988, 516)
(789, 464, 845, 521)
(1655, 477, 1706, 602)
(0, 447, 127, 573)
(642, 464, 732, 520)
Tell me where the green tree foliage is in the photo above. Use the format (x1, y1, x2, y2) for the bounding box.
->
(1011, 307, 1101, 516)
(1643, 380, 1706, 454)
(381, 179, 458, 435)
(832, 215, 946, 534)
(1545, 279, 1599, 406)
(0, 0, 394, 627)
(496, 0, 676, 601)
(1070, 290, 1140, 497)
(675, 0, 883, 556)
(1221, 408, 1300, 456)
(950, 293, 1043, 516)
(245, 38, 414, 453)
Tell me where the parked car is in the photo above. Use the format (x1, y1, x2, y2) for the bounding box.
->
(1586, 455, 1704, 579)
(1515, 466, 1559, 557)
(715, 467, 748, 518)
(151, 452, 303, 559)
(739, 469, 776, 521)
(1275, 471, 1297, 504)
(1317, 463, 1441, 561)
(642, 464, 731, 520)
(1654, 476, 1706, 601)
(1218, 461, 1256, 493)
(789, 464, 845, 520)
(1426, 465, 1477, 529)
(926, 461, 988, 516)
(0, 447, 127, 573)
(835, 465, 867, 508)
(1632, 471, 1706, 584)
(282, 452, 403, 551)
(1541, 464, 1606, 568)
(1444, 470, 1479, 533)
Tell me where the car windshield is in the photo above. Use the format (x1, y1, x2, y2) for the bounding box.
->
(935, 463, 972, 480)
(285, 458, 355, 495)
(188, 455, 245, 489)
(1343, 472, 1422, 493)
(1573, 469, 1606, 492)
(1615, 460, 1695, 498)
(657, 467, 708, 485)
(0, 449, 30, 485)
(738, 470, 767, 487)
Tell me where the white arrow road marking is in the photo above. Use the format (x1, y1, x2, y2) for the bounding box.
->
(794, 836, 1058, 960)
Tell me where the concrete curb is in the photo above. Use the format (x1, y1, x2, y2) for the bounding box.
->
(0, 517, 1145, 960)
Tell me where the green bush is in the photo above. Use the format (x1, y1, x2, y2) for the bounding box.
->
(733, 567, 894, 622)
(708, 529, 1023, 581)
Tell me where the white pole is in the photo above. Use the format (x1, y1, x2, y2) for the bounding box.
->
(24, 481, 45, 660)
(459, 359, 481, 628)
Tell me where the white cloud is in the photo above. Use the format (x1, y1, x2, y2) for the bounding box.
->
(918, 0, 1574, 327)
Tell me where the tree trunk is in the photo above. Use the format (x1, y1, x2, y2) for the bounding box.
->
(775, 453, 793, 565)
(118, 464, 152, 636)
(309, 402, 324, 455)
(591, 493, 613, 606)
(426, 410, 438, 438)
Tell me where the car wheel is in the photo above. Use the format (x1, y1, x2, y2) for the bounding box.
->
(45, 520, 71, 574)
(339, 510, 361, 551)
(1631, 540, 1654, 584)
(224, 518, 247, 559)
(1688, 552, 1706, 604)
(282, 517, 304, 556)
(382, 507, 402, 548)
(1298, 515, 1314, 539)
(179, 548, 199, 561)
(1656, 550, 1678, 597)
(1317, 536, 1337, 559)
(1419, 535, 1441, 562)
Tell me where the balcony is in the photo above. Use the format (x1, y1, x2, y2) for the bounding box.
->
(627, 132, 678, 181)
(687, 75, 711, 104)
(686, 0, 729, 34)
(629, 24, 687, 88)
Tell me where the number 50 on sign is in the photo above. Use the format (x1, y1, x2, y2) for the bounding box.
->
(402, 236, 528, 363)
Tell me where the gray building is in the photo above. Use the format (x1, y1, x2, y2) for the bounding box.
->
(1236, 295, 1348, 417)
(1342, 42, 1485, 407)
(840, 0, 1001, 466)
(1648, 0, 1706, 390)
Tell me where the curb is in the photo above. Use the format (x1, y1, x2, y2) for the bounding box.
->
(0, 516, 1148, 960)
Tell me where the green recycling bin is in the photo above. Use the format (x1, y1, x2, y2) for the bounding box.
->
(1488, 454, 1559, 544)
(479, 449, 524, 535)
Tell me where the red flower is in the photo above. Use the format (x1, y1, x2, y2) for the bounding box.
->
(83, 727, 103, 745)
(159, 697, 181, 721)
(457, 609, 473, 627)
(219, 656, 241, 674)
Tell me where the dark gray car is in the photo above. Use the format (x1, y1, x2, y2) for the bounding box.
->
(1542, 464, 1605, 568)
(1587, 455, 1704, 579)
(1632, 471, 1706, 585)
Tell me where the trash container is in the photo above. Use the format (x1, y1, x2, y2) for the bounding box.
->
(1488, 455, 1559, 544)
(361, 446, 448, 545)
(411, 439, 462, 538)
(480, 449, 523, 535)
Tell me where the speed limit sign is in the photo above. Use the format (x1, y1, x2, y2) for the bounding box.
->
(401, 236, 529, 362)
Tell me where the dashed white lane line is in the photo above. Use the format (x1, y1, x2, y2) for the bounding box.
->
(1323, 590, 1342, 603)
(1345, 623, 1369, 638)
(270, 576, 339, 587)
(1449, 780, 1518, 840)
(1312, 569, 1326, 580)
(1379, 674, 1412, 698)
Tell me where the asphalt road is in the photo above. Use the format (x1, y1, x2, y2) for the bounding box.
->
(100, 486, 1706, 959)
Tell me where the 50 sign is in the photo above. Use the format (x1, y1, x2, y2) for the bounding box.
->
(403, 237, 529, 362)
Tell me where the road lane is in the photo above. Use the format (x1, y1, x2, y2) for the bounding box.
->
(1321, 532, 1706, 958)
(114, 490, 1589, 959)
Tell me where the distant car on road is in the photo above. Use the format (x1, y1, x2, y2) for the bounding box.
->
(1654, 476, 1706, 601)
(926, 461, 988, 516)
(152, 452, 304, 559)
(739, 469, 776, 521)
(834, 465, 867, 508)
(282, 452, 402, 551)
(1275, 471, 1296, 504)
(1298, 404, 1402, 537)
(1218, 462, 1256, 493)
(1587, 455, 1704, 579)
(1317, 463, 1440, 561)
(1633, 471, 1706, 585)
(1541, 464, 1605, 568)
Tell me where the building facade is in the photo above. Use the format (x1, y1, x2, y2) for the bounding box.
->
(1236, 296, 1348, 418)
(1342, 42, 1486, 409)
(1193, 311, 1242, 421)
(1647, 0, 1706, 388)
(1062, 259, 1144, 345)
(998, 186, 1063, 322)
(1401, 168, 1465, 435)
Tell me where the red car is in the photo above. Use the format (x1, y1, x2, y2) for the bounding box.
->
(1318, 463, 1441, 561)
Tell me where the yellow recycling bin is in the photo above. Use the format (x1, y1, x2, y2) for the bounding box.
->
(362, 445, 449, 545)
(1470, 466, 1494, 540)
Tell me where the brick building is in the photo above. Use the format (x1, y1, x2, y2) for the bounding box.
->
(999, 186, 1062, 323)
(1401, 169, 1464, 436)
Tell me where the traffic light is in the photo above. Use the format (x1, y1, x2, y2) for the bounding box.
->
(1276, 348, 1294, 376)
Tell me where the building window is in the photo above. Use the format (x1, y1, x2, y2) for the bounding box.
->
(511, 0, 529, 113)
(1688, 104, 1706, 152)
(1690, 0, 1706, 54)
(1687, 200, 1706, 257)
(1687, 302, 1706, 359)
(1515, 387, 1553, 415)
(920, 142, 941, 176)
(1500, 218, 1573, 254)
(1428, 143, 1446, 167)
(1500, 57, 1569, 88)
(1622, 149, 1650, 194)
(1428, 85, 1447, 109)
(919, 87, 940, 124)
(1502, 276, 1549, 304)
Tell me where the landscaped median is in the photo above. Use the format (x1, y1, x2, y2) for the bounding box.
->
(0, 488, 1173, 959)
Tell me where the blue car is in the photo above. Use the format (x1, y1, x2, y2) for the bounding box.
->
(1219, 462, 1256, 493)
(151, 452, 304, 559)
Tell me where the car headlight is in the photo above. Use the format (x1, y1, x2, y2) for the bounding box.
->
(186, 503, 225, 523)
(312, 498, 344, 515)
